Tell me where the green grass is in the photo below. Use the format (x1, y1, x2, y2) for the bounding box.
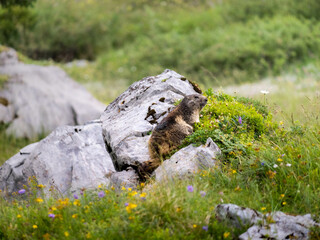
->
(1, 68, 320, 238)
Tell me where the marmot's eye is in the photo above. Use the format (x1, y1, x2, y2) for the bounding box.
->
(194, 96, 199, 99)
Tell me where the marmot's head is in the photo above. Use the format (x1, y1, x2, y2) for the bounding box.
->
(182, 94, 207, 111)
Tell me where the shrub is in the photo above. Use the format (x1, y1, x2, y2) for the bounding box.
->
(182, 90, 275, 159)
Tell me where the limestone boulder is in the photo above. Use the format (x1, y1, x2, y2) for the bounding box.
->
(0, 121, 115, 196)
(101, 69, 201, 170)
(155, 138, 221, 181)
(0, 47, 105, 139)
(215, 204, 320, 240)
(110, 168, 139, 190)
(0, 69, 209, 196)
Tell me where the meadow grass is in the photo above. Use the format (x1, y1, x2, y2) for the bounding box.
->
(1, 68, 320, 238)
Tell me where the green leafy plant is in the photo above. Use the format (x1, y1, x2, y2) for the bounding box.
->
(183, 90, 275, 161)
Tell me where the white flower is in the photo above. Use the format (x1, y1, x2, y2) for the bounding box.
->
(286, 163, 292, 167)
(260, 90, 270, 94)
(273, 164, 278, 168)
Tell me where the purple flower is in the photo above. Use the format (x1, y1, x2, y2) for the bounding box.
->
(125, 203, 129, 206)
(98, 191, 105, 198)
(18, 189, 26, 194)
(238, 116, 242, 125)
(200, 191, 206, 197)
(48, 213, 55, 218)
(73, 194, 79, 199)
(187, 185, 194, 192)
(261, 162, 265, 166)
(202, 225, 208, 231)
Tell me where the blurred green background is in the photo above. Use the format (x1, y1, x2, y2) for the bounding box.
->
(1, 0, 320, 102)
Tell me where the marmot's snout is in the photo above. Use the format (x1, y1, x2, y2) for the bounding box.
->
(200, 96, 208, 108)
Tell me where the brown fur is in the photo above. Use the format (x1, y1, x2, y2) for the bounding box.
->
(137, 94, 207, 181)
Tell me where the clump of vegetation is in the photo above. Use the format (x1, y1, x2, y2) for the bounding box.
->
(183, 89, 275, 160)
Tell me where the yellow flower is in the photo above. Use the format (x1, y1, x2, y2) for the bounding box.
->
(36, 198, 43, 203)
(223, 232, 230, 238)
(98, 184, 102, 189)
(129, 191, 138, 197)
(128, 216, 135, 220)
(17, 214, 22, 218)
(51, 207, 57, 211)
(33, 225, 38, 229)
(121, 186, 126, 191)
(232, 170, 236, 174)
(282, 201, 287, 205)
(280, 194, 285, 198)
(261, 207, 266, 211)
(86, 233, 92, 239)
(18, 207, 23, 210)
(193, 224, 197, 228)
(111, 186, 115, 190)
(176, 207, 182, 213)
(140, 192, 147, 198)
(128, 188, 132, 192)
(277, 158, 283, 162)
(140, 183, 145, 187)
(72, 214, 78, 219)
(234, 186, 241, 191)
(64, 231, 69, 237)
(279, 121, 284, 125)
(37, 184, 45, 188)
(266, 170, 276, 179)
(73, 199, 80, 206)
(125, 203, 137, 213)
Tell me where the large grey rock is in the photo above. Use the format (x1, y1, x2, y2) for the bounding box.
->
(0, 47, 105, 139)
(101, 69, 201, 170)
(215, 204, 320, 240)
(110, 168, 139, 190)
(0, 69, 209, 196)
(215, 204, 263, 228)
(0, 142, 39, 194)
(240, 211, 320, 240)
(155, 138, 221, 181)
(0, 121, 115, 195)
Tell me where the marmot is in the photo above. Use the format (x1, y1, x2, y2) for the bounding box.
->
(137, 94, 208, 181)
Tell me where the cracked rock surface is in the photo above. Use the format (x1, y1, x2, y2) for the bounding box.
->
(0, 69, 216, 195)
(216, 204, 320, 240)
(0, 47, 105, 139)
(0, 121, 115, 195)
(101, 69, 200, 170)
(155, 138, 221, 182)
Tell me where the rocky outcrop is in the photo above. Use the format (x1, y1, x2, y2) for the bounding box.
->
(216, 204, 320, 240)
(0, 121, 115, 196)
(101, 69, 201, 170)
(155, 138, 221, 181)
(0, 69, 215, 195)
(0, 47, 105, 139)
